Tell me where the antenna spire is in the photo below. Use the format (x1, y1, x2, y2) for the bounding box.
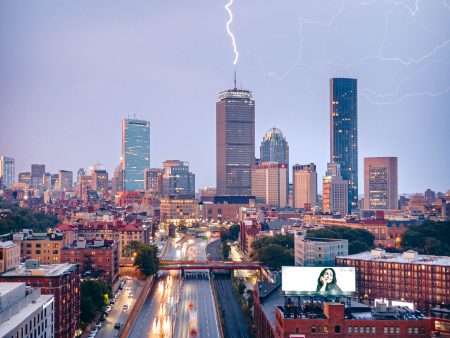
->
(234, 69, 237, 90)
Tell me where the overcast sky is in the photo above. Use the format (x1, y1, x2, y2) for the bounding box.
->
(1, 0, 449, 194)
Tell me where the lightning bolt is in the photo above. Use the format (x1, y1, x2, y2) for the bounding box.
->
(225, 0, 239, 65)
(258, 0, 450, 105)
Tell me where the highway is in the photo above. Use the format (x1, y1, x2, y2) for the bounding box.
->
(128, 238, 181, 338)
(174, 238, 220, 338)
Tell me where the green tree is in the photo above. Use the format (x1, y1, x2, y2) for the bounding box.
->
(222, 243, 231, 260)
(402, 221, 450, 255)
(80, 280, 111, 326)
(228, 224, 240, 241)
(133, 244, 160, 277)
(252, 234, 294, 251)
(306, 226, 375, 254)
(255, 244, 294, 270)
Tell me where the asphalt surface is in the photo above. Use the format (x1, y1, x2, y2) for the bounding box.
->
(174, 238, 220, 338)
(129, 238, 181, 338)
(95, 276, 143, 338)
(207, 239, 251, 338)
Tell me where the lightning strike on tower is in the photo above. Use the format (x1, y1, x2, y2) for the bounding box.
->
(225, 0, 239, 65)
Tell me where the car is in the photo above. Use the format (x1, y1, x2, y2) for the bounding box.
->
(128, 293, 133, 299)
(110, 299, 116, 305)
(87, 334, 96, 338)
(123, 304, 129, 311)
(95, 322, 102, 329)
(114, 322, 121, 330)
(99, 314, 106, 322)
(105, 305, 112, 313)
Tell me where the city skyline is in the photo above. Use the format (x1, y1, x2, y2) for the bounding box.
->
(1, 1, 449, 193)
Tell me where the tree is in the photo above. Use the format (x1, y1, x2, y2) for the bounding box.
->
(252, 234, 294, 251)
(402, 221, 450, 256)
(255, 244, 294, 270)
(80, 279, 111, 326)
(228, 224, 240, 241)
(306, 226, 375, 254)
(222, 243, 231, 260)
(133, 244, 160, 277)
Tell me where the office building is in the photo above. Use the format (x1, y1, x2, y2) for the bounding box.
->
(292, 163, 317, 209)
(111, 164, 124, 195)
(122, 118, 150, 191)
(364, 157, 398, 210)
(31, 164, 45, 189)
(216, 82, 255, 196)
(330, 78, 358, 211)
(260, 127, 289, 167)
(337, 249, 450, 312)
(57, 170, 73, 190)
(0, 156, 15, 188)
(294, 231, 348, 266)
(144, 168, 163, 193)
(162, 160, 195, 198)
(18, 172, 31, 187)
(0, 283, 54, 338)
(251, 162, 287, 208)
(0, 261, 81, 338)
(160, 196, 198, 225)
(322, 163, 348, 215)
(92, 169, 108, 191)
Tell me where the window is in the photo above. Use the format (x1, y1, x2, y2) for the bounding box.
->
(384, 327, 388, 334)
(390, 327, 394, 333)
(347, 326, 352, 333)
(396, 327, 400, 334)
(366, 327, 370, 333)
(359, 327, 364, 334)
(371, 327, 376, 333)
(311, 325, 316, 333)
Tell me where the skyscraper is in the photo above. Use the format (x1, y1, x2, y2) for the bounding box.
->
(364, 157, 398, 210)
(251, 162, 287, 208)
(330, 78, 358, 212)
(162, 160, 195, 198)
(122, 118, 150, 191)
(57, 170, 73, 190)
(292, 163, 317, 209)
(0, 156, 15, 188)
(31, 164, 45, 189)
(144, 168, 163, 194)
(216, 82, 255, 196)
(260, 127, 289, 166)
(322, 163, 348, 216)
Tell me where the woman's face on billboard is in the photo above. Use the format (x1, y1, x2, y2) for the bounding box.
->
(323, 269, 334, 284)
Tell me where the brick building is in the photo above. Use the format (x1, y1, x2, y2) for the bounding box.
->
(336, 249, 450, 312)
(0, 261, 80, 338)
(61, 239, 119, 285)
(254, 282, 433, 338)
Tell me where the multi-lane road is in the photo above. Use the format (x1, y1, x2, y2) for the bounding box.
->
(129, 235, 220, 338)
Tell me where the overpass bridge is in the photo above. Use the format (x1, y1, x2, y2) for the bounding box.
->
(158, 259, 261, 271)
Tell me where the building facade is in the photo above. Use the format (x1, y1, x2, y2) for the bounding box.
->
(92, 169, 108, 192)
(0, 241, 21, 273)
(122, 118, 150, 191)
(0, 283, 54, 338)
(31, 164, 45, 189)
(57, 170, 73, 191)
(251, 162, 288, 208)
(0, 261, 81, 338)
(294, 231, 348, 266)
(292, 163, 317, 209)
(162, 160, 195, 198)
(144, 168, 163, 193)
(330, 78, 358, 212)
(0, 156, 15, 188)
(160, 196, 198, 225)
(336, 249, 450, 312)
(216, 86, 255, 196)
(322, 163, 348, 215)
(364, 157, 398, 210)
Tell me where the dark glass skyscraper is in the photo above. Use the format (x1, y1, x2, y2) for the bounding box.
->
(122, 118, 150, 191)
(216, 85, 255, 196)
(330, 78, 358, 211)
(259, 127, 289, 166)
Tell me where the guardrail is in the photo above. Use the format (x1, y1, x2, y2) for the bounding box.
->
(119, 275, 154, 338)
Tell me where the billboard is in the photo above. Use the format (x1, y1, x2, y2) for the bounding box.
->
(282, 266, 356, 296)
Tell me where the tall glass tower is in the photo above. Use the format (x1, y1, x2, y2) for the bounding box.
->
(122, 118, 150, 191)
(216, 83, 255, 196)
(260, 127, 289, 166)
(0, 156, 15, 188)
(330, 78, 358, 211)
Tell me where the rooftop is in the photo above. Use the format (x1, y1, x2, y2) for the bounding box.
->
(337, 249, 450, 266)
(0, 241, 17, 249)
(1, 262, 78, 278)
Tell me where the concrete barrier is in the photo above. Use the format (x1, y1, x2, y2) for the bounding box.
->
(210, 278, 225, 338)
(119, 275, 154, 338)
